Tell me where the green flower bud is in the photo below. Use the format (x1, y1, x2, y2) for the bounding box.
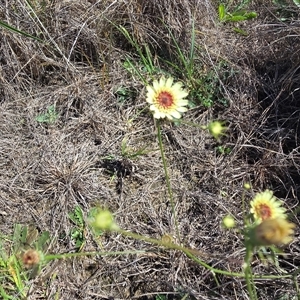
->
(243, 182, 251, 190)
(208, 121, 227, 140)
(92, 210, 119, 231)
(222, 215, 236, 229)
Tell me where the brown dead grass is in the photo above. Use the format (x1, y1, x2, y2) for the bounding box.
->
(1, 0, 300, 299)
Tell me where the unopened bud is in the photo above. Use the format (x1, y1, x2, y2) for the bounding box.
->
(208, 121, 227, 140)
(222, 215, 236, 229)
(92, 210, 119, 231)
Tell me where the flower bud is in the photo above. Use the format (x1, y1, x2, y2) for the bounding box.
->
(208, 121, 227, 140)
(91, 209, 119, 231)
(222, 215, 236, 229)
(243, 183, 251, 190)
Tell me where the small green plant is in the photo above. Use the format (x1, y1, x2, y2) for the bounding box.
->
(36, 105, 58, 124)
(68, 206, 86, 251)
(69, 206, 104, 251)
(218, 1, 257, 35)
(216, 145, 232, 155)
(218, 3, 257, 22)
(190, 64, 230, 108)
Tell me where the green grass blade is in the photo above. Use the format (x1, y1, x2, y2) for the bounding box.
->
(164, 25, 189, 76)
(0, 21, 43, 43)
(188, 17, 195, 74)
(124, 56, 147, 85)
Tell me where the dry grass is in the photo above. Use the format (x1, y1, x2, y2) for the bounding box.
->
(1, 0, 300, 299)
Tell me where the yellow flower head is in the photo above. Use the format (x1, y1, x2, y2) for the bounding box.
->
(146, 76, 189, 120)
(250, 190, 287, 222)
(251, 218, 295, 246)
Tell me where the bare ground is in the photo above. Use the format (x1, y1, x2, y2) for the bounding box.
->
(1, 0, 300, 299)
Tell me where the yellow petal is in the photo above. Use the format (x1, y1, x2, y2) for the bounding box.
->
(165, 77, 174, 88)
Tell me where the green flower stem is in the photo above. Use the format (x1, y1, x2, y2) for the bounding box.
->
(117, 228, 292, 280)
(156, 119, 181, 243)
(292, 269, 300, 300)
(44, 250, 145, 261)
(244, 244, 258, 300)
(43, 228, 292, 281)
(175, 119, 207, 129)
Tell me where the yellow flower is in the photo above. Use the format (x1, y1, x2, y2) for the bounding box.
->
(146, 76, 189, 120)
(251, 218, 295, 246)
(250, 190, 287, 222)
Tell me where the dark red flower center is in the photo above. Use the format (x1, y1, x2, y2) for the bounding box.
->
(257, 204, 272, 220)
(157, 91, 173, 108)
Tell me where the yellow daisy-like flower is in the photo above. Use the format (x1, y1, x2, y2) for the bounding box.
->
(251, 218, 295, 246)
(146, 76, 189, 120)
(250, 190, 287, 223)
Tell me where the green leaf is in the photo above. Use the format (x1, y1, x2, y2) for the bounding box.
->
(13, 224, 23, 252)
(36, 231, 50, 250)
(218, 4, 226, 21)
(70, 228, 84, 249)
(75, 239, 84, 248)
(231, 10, 257, 20)
(293, 0, 300, 7)
(68, 206, 84, 227)
(243, 12, 258, 19)
(227, 15, 248, 22)
(35, 115, 46, 122)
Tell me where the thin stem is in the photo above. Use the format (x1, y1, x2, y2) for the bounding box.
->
(292, 272, 300, 300)
(43, 227, 292, 281)
(156, 120, 181, 243)
(117, 228, 292, 280)
(44, 250, 145, 261)
(244, 244, 258, 300)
